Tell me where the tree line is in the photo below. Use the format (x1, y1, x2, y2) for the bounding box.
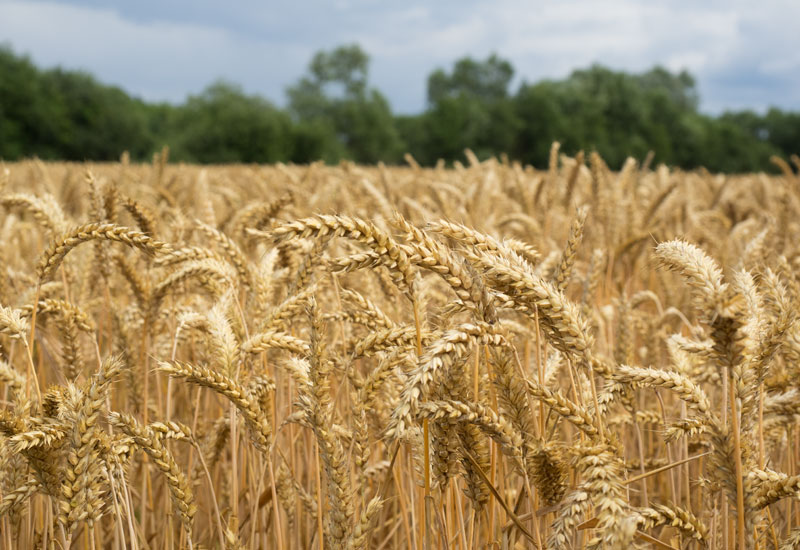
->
(1, 43, 797, 171)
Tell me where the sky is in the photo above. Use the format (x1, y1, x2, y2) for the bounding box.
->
(1, 0, 799, 115)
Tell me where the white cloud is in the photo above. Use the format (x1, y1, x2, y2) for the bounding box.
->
(0, 0, 798, 113)
(0, 0, 308, 103)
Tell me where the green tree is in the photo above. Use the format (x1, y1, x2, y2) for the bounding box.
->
(427, 54, 514, 104)
(724, 108, 800, 164)
(638, 67, 699, 111)
(0, 46, 69, 160)
(511, 64, 746, 169)
(405, 53, 520, 164)
(172, 80, 294, 164)
(512, 81, 572, 166)
(0, 45, 155, 161)
(763, 108, 800, 159)
(287, 44, 403, 163)
(44, 68, 153, 160)
(1, 42, 796, 171)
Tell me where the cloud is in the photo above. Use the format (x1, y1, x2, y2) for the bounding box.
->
(1, 0, 798, 113)
(0, 0, 309, 103)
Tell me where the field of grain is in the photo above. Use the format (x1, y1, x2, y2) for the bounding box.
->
(1, 146, 800, 549)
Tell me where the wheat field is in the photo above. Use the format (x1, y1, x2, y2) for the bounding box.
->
(1, 146, 800, 549)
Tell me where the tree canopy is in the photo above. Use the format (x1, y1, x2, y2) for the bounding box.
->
(0, 44, 796, 172)
(287, 44, 403, 163)
(427, 53, 514, 104)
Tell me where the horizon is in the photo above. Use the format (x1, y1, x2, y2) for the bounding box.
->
(1, 0, 799, 116)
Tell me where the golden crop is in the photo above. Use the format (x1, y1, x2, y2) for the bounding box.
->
(1, 146, 800, 549)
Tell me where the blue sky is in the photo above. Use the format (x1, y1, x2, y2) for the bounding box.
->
(1, 0, 799, 114)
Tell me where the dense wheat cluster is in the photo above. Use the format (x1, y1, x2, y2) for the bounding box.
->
(2, 146, 800, 549)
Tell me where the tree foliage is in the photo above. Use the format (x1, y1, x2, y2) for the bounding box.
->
(0, 47, 152, 161)
(171, 81, 294, 164)
(427, 54, 514, 104)
(287, 44, 403, 163)
(0, 44, 796, 172)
